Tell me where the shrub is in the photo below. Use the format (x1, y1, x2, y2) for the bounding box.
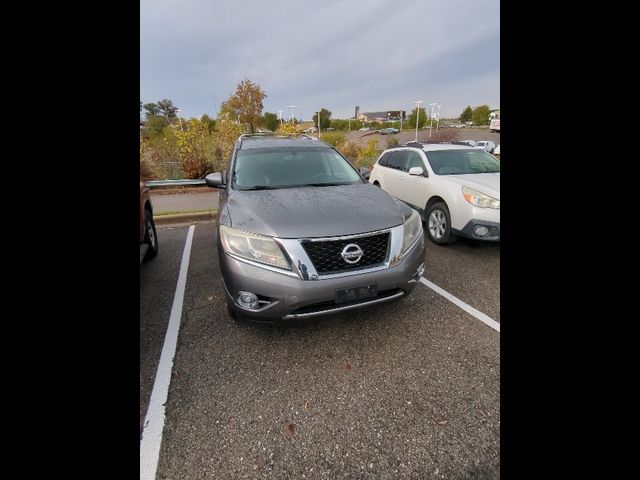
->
(174, 120, 216, 179)
(320, 131, 345, 147)
(359, 139, 379, 166)
(427, 129, 460, 143)
(335, 141, 361, 164)
(140, 140, 154, 180)
(276, 122, 297, 135)
(212, 118, 243, 171)
(387, 137, 399, 147)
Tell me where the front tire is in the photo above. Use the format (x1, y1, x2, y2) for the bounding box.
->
(426, 202, 457, 245)
(143, 208, 158, 260)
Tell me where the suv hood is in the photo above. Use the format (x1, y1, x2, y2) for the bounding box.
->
(225, 183, 405, 238)
(441, 173, 500, 199)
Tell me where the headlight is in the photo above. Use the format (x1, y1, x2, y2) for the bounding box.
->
(219, 225, 290, 270)
(402, 209, 423, 253)
(462, 186, 500, 209)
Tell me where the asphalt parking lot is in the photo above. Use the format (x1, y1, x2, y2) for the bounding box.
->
(140, 222, 500, 479)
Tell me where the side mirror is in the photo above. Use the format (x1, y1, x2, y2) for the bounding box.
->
(205, 172, 224, 188)
(359, 167, 371, 180)
(408, 167, 424, 176)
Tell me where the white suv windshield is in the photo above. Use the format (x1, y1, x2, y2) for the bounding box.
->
(426, 149, 500, 175)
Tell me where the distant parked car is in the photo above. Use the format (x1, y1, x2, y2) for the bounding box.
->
(379, 128, 399, 135)
(140, 181, 158, 262)
(369, 143, 500, 244)
(459, 140, 477, 147)
(359, 127, 371, 131)
(325, 127, 335, 131)
(493, 144, 500, 156)
(303, 127, 318, 133)
(475, 141, 496, 153)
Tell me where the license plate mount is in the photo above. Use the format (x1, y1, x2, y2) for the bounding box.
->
(335, 284, 378, 304)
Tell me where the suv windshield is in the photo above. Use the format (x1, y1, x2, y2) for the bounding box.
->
(233, 147, 363, 190)
(425, 149, 500, 175)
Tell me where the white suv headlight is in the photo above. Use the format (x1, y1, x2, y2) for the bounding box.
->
(219, 225, 291, 270)
(462, 186, 500, 209)
(402, 209, 423, 253)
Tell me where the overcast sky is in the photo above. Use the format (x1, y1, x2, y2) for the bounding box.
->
(141, 0, 499, 120)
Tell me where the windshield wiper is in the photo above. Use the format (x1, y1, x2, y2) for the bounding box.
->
(238, 185, 279, 191)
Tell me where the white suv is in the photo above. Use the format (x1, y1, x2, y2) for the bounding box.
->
(368, 143, 500, 244)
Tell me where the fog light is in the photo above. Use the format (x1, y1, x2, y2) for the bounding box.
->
(237, 291, 259, 310)
(474, 226, 489, 237)
(416, 263, 425, 279)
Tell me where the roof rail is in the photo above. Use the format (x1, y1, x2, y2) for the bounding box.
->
(237, 132, 274, 143)
(237, 132, 324, 148)
(402, 141, 424, 147)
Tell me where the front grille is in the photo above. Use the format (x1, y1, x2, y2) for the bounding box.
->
(301, 231, 390, 275)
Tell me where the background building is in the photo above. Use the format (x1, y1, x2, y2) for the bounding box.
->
(357, 110, 406, 123)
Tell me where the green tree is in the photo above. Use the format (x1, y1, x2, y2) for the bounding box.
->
(157, 99, 179, 119)
(407, 107, 428, 129)
(472, 105, 490, 125)
(143, 102, 161, 117)
(314, 108, 332, 130)
(220, 78, 267, 133)
(262, 112, 279, 131)
(460, 105, 473, 122)
(143, 115, 170, 139)
(200, 114, 216, 133)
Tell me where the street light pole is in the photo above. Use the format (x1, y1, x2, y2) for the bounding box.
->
(287, 105, 296, 124)
(400, 108, 403, 131)
(428, 103, 437, 137)
(435, 104, 441, 133)
(278, 110, 283, 126)
(414, 100, 423, 142)
(316, 111, 321, 138)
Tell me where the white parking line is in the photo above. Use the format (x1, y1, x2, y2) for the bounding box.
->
(140, 225, 195, 480)
(419, 277, 500, 332)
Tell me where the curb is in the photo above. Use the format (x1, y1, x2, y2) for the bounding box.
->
(154, 210, 217, 225)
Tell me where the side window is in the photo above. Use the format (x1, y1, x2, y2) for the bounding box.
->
(388, 151, 408, 170)
(405, 151, 425, 172)
(378, 151, 392, 167)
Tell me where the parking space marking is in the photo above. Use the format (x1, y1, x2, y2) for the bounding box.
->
(419, 277, 500, 332)
(140, 225, 195, 480)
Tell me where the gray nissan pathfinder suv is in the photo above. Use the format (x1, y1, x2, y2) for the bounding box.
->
(205, 134, 426, 322)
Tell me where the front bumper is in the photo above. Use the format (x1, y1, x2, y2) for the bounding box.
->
(219, 234, 425, 322)
(454, 220, 500, 241)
